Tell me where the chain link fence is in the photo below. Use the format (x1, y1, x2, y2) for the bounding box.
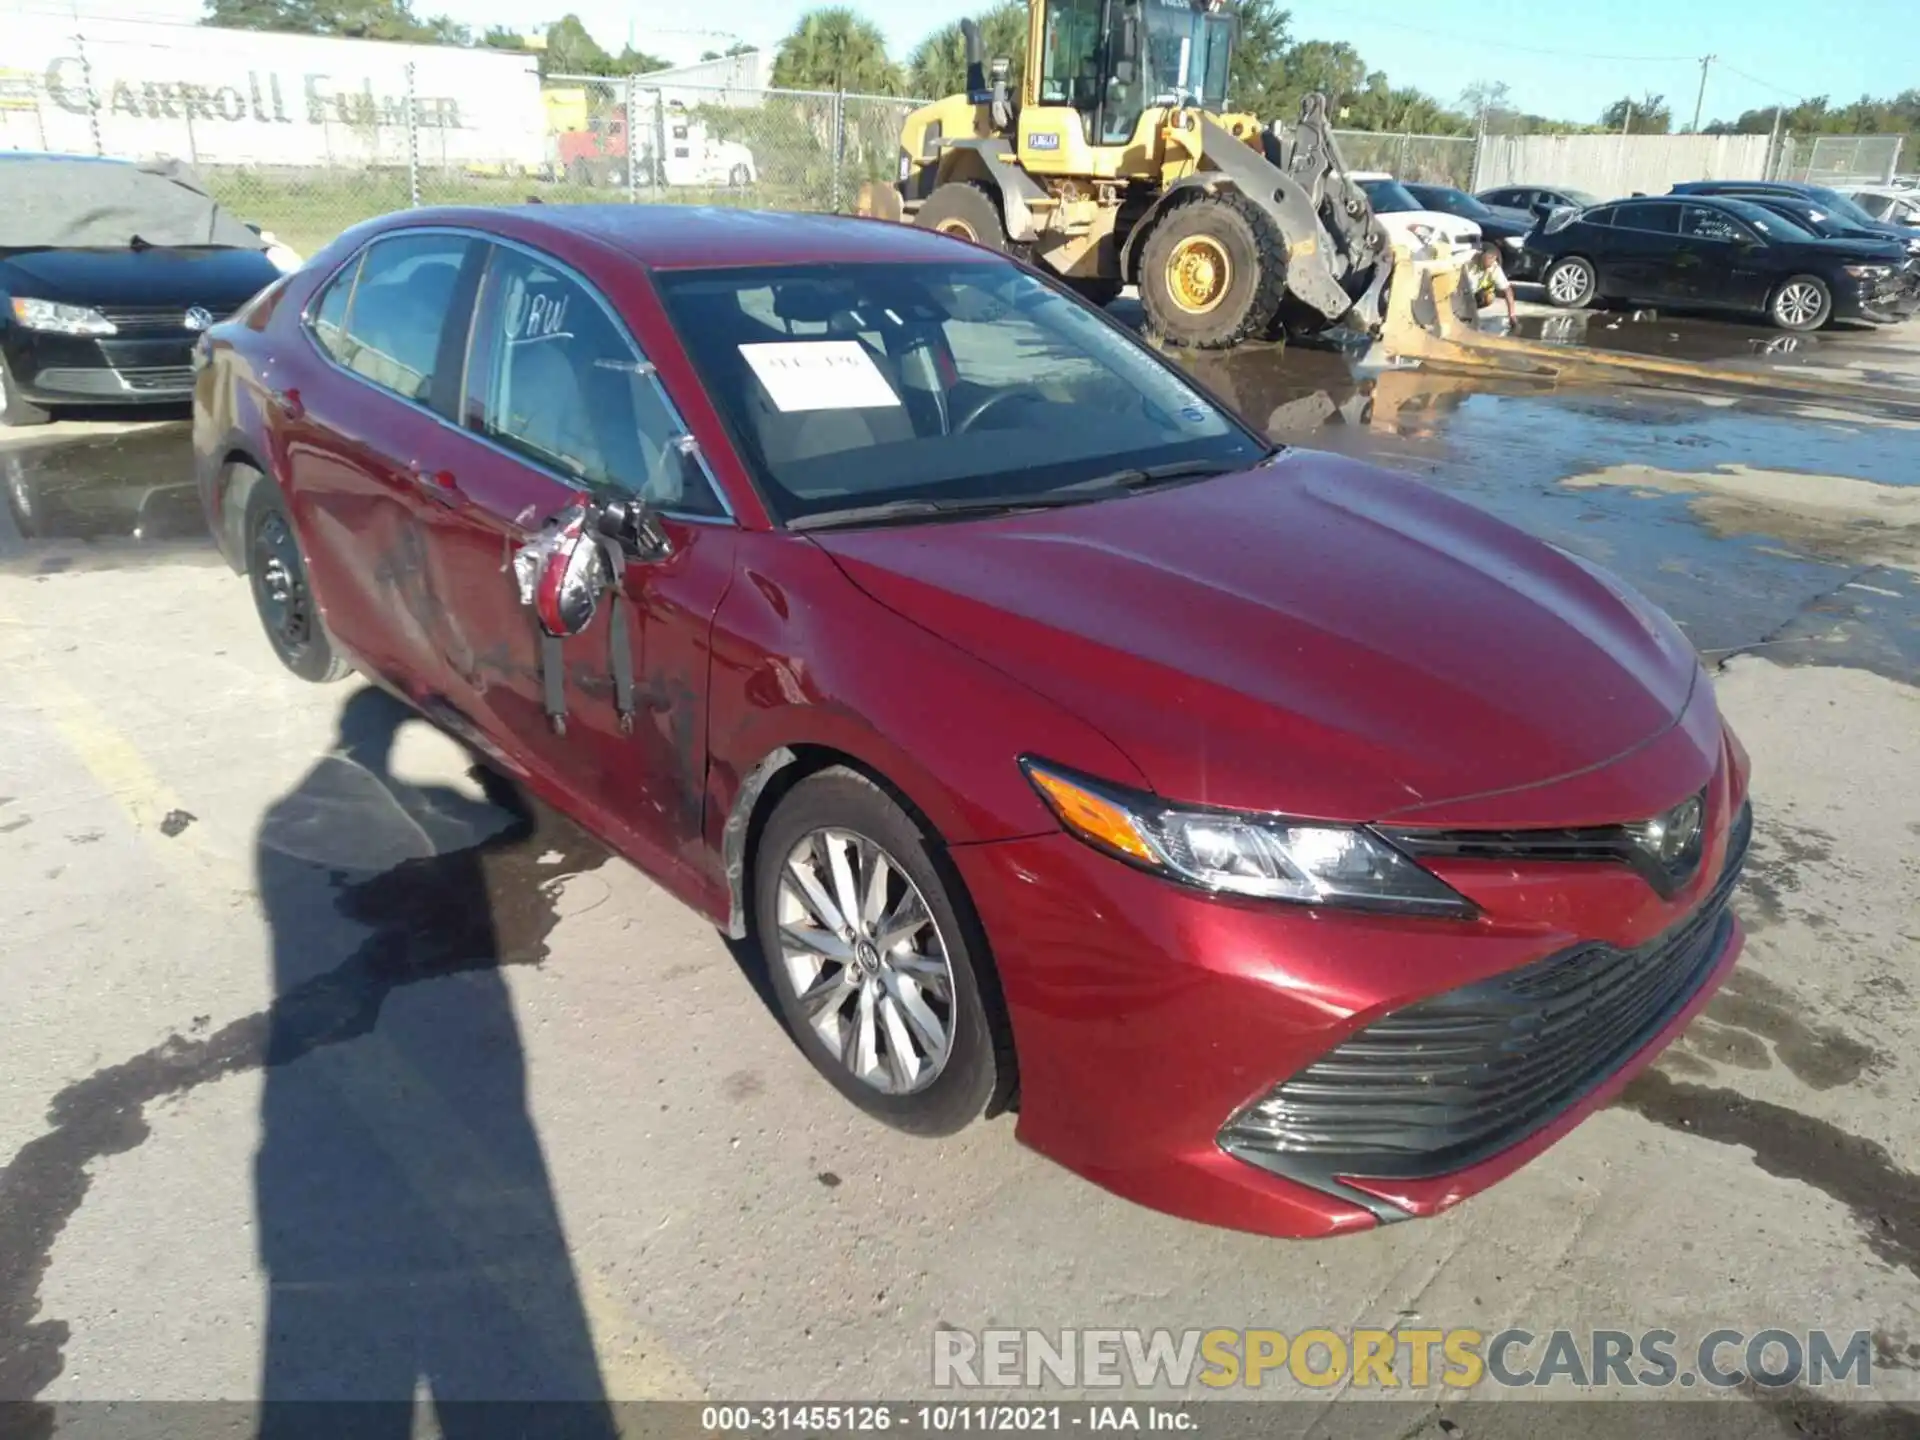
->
(1769, 134, 1910, 187)
(1331, 130, 1478, 188)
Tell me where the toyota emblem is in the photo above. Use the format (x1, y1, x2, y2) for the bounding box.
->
(183, 306, 214, 332)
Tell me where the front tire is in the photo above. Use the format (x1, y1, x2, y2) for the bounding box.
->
(1543, 255, 1598, 309)
(0, 353, 51, 427)
(1770, 275, 1832, 332)
(913, 182, 1008, 252)
(1138, 191, 1287, 348)
(753, 767, 1008, 1136)
(244, 475, 349, 683)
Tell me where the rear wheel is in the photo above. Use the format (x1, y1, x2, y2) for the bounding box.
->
(753, 767, 1008, 1136)
(0, 353, 50, 427)
(1138, 191, 1287, 348)
(728, 163, 752, 188)
(244, 475, 349, 683)
(1543, 255, 1598, 309)
(1770, 274, 1832, 332)
(914, 182, 1008, 252)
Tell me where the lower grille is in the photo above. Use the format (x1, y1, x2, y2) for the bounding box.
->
(32, 366, 195, 396)
(1223, 801, 1751, 1189)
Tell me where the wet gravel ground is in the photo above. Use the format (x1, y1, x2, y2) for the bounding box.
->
(2, 317, 1918, 1440)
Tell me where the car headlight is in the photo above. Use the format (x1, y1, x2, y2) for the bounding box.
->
(1404, 222, 1439, 246)
(9, 297, 118, 335)
(1020, 759, 1475, 916)
(1843, 263, 1892, 278)
(1907, 239, 1920, 255)
(1501, 234, 1523, 249)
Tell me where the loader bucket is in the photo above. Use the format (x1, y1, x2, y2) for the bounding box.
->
(1378, 254, 1920, 416)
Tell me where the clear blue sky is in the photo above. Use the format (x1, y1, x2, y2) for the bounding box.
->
(47, 0, 1906, 128)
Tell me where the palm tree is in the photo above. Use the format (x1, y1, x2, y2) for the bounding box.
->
(906, 2, 1027, 101)
(771, 8, 903, 96)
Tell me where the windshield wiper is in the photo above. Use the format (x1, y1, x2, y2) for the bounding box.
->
(788, 491, 1119, 532)
(1054, 454, 1272, 494)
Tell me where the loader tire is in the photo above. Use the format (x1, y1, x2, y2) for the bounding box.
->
(916, 182, 1008, 252)
(1138, 191, 1287, 349)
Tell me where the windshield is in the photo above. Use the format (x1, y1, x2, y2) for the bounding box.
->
(1720, 199, 1819, 241)
(1558, 189, 1602, 209)
(1802, 185, 1879, 228)
(1358, 179, 1424, 213)
(1143, 0, 1233, 110)
(652, 261, 1267, 526)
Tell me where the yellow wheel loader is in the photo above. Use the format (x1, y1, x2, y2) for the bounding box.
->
(863, 0, 1393, 348)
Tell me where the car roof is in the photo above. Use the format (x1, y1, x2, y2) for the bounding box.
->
(388, 203, 996, 271)
(0, 151, 128, 164)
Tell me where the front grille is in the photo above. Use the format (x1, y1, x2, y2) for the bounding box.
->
(1223, 802, 1751, 1187)
(96, 306, 230, 334)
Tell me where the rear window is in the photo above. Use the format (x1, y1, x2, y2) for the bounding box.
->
(651, 261, 1265, 525)
(1615, 202, 1680, 234)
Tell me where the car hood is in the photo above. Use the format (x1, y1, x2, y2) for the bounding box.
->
(0, 245, 278, 309)
(814, 453, 1700, 823)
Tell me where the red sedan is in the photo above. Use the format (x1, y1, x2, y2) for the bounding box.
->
(193, 205, 1751, 1238)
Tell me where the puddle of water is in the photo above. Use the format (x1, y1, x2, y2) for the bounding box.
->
(0, 423, 209, 566)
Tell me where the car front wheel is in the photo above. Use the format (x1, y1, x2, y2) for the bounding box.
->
(1770, 275, 1832, 332)
(754, 767, 1009, 1136)
(1544, 255, 1598, 309)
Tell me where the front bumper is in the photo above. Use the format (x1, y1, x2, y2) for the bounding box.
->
(4, 329, 200, 404)
(954, 711, 1749, 1238)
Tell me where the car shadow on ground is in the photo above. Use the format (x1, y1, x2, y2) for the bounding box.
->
(250, 685, 621, 1436)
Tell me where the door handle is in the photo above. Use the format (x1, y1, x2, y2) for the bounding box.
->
(409, 464, 463, 506)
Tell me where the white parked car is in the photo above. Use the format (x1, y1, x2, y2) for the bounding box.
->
(1841, 185, 1920, 227)
(1351, 172, 1482, 262)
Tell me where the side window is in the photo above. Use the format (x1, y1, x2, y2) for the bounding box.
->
(466, 247, 727, 517)
(1855, 193, 1892, 220)
(308, 252, 362, 363)
(1683, 206, 1747, 242)
(1583, 206, 1617, 228)
(1615, 202, 1680, 235)
(325, 233, 474, 402)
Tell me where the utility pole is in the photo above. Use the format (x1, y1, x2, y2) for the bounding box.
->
(1691, 54, 1715, 133)
(1621, 100, 1633, 136)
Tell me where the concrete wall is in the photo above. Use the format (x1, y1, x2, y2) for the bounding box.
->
(1474, 132, 1775, 199)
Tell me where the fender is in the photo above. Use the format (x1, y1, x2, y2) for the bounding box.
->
(937, 138, 1049, 243)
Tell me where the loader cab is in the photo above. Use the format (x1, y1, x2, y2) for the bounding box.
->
(1021, 0, 1235, 170)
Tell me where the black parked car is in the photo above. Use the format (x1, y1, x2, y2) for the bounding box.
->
(0, 154, 281, 426)
(1529, 194, 1911, 331)
(1477, 184, 1603, 219)
(1404, 183, 1540, 277)
(1729, 194, 1920, 316)
(1671, 180, 1920, 258)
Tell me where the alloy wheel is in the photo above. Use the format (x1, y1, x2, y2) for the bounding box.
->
(1775, 282, 1824, 329)
(776, 827, 957, 1096)
(1549, 261, 1591, 304)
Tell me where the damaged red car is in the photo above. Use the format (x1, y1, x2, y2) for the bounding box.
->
(193, 206, 1751, 1238)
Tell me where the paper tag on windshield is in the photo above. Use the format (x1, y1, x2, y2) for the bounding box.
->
(739, 341, 901, 412)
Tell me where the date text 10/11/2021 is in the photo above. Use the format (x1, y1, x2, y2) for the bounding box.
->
(702, 1405, 1197, 1432)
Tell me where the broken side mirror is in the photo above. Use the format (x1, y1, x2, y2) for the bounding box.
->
(597, 494, 673, 565)
(514, 504, 609, 638)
